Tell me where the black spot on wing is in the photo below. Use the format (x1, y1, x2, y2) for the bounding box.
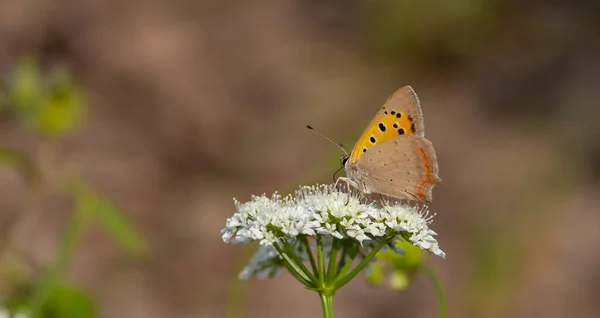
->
(378, 123, 386, 132)
(411, 123, 416, 133)
(398, 128, 405, 135)
(369, 136, 376, 144)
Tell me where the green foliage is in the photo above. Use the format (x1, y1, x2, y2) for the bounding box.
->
(3, 55, 84, 137)
(41, 285, 96, 318)
(0, 56, 146, 317)
(5, 55, 42, 114)
(27, 180, 148, 317)
(3, 284, 95, 318)
(27, 180, 98, 317)
(367, 240, 447, 318)
(35, 76, 83, 136)
(69, 180, 150, 258)
(366, 240, 423, 291)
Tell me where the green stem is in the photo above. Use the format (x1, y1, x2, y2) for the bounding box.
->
(336, 244, 347, 276)
(334, 236, 392, 289)
(316, 235, 325, 281)
(334, 256, 354, 282)
(319, 292, 334, 318)
(281, 240, 319, 283)
(422, 265, 447, 318)
(29, 188, 96, 317)
(273, 243, 314, 287)
(325, 238, 340, 283)
(301, 236, 318, 275)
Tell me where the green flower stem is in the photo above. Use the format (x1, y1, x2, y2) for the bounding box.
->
(301, 236, 318, 275)
(335, 242, 356, 280)
(273, 243, 314, 287)
(316, 235, 325, 281)
(281, 240, 319, 283)
(422, 265, 447, 318)
(325, 238, 340, 283)
(334, 255, 354, 282)
(319, 292, 334, 318)
(29, 187, 95, 317)
(334, 236, 393, 289)
(336, 244, 347, 276)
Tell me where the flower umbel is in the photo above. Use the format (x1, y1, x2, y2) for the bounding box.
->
(222, 184, 444, 273)
(221, 184, 445, 317)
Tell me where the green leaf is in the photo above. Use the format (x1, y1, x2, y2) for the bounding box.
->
(389, 271, 410, 291)
(3, 283, 96, 318)
(41, 284, 96, 318)
(366, 239, 426, 290)
(67, 179, 149, 258)
(27, 180, 147, 318)
(391, 240, 423, 272)
(34, 75, 84, 136)
(4, 55, 85, 137)
(365, 261, 385, 286)
(93, 197, 149, 257)
(7, 55, 42, 114)
(28, 188, 96, 317)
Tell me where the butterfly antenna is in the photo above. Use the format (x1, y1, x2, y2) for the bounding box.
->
(306, 125, 349, 156)
(332, 166, 344, 183)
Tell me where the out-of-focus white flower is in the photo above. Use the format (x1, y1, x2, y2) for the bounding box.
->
(222, 184, 444, 262)
(0, 308, 29, 318)
(238, 245, 284, 279)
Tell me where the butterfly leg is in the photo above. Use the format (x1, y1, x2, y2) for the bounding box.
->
(334, 177, 364, 205)
(333, 177, 351, 205)
(377, 194, 385, 207)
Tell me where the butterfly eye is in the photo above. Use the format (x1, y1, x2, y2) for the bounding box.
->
(341, 156, 349, 166)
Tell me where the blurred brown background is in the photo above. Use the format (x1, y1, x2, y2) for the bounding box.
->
(1, 0, 600, 317)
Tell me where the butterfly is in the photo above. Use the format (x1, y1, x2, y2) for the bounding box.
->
(338, 85, 441, 202)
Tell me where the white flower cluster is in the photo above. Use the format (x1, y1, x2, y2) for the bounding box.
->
(0, 307, 28, 318)
(221, 184, 445, 258)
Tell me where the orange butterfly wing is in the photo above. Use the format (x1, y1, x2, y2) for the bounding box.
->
(348, 85, 425, 164)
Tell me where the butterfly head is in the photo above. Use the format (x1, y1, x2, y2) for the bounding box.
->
(341, 155, 349, 167)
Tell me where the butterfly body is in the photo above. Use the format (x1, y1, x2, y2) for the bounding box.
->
(341, 86, 440, 202)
